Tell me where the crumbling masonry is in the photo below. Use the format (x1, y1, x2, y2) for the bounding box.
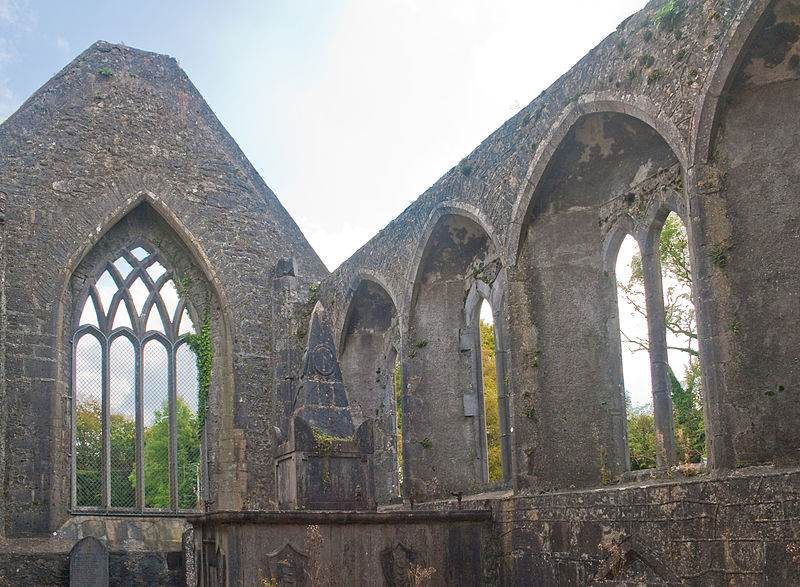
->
(1, 0, 799, 584)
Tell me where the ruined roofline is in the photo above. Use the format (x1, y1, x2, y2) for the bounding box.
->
(329, 0, 719, 276)
(0, 39, 329, 280)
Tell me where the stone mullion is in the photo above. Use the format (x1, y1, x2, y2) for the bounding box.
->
(168, 343, 178, 511)
(492, 306, 512, 483)
(639, 234, 677, 468)
(135, 339, 145, 510)
(101, 336, 112, 510)
(469, 319, 489, 483)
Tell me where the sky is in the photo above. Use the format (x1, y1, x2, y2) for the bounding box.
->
(2, 0, 670, 404)
(1, 0, 649, 271)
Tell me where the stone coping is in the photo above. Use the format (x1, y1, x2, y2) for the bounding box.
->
(188, 509, 492, 526)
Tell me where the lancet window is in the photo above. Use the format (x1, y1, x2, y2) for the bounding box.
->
(73, 244, 201, 512)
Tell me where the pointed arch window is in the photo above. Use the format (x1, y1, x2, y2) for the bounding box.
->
(73, 244, 201, 512)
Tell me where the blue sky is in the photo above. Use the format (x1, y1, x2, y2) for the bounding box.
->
(3, 1, 663, 404)
(1, 0, 649, 269)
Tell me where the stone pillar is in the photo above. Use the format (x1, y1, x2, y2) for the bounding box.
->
(640, 233, 676, 468)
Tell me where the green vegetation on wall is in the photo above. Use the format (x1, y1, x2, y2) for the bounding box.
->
(481, 320, 502, 482)
(186, 308, 213, 432)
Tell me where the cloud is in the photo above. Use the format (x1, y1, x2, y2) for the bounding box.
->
(0, 38, 17, 122)
(0, 0, 35, 29)
(56, 36, 70, 56)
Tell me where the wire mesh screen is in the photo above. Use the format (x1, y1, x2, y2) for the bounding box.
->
(176, 343, 201, 509)
(75, 245, 206, 513)
(143, 340, 169, 509)
(109, 336, 136, 508)
(75, 334, 103, 507)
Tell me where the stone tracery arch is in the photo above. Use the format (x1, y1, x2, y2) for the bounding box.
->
(62, 200, 235, 515)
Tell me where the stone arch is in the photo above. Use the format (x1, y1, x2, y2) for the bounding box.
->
(507, 107, 684, 488)
(689, 0, 800, 468)
(338, 275, 401, 503)
(692, 0, 774, 165)
(337, 271, 401, 353)
(507, 96, 688, 265)
(57, 198, 236, 519)
(403, 202, 501, 315)
(463, 268, 513, 483)
(404, 207, 501, 498)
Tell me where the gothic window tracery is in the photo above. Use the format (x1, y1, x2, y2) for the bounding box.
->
(73, 244, 201, 512)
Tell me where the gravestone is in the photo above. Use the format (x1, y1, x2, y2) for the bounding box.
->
(69, 536, 108, 587)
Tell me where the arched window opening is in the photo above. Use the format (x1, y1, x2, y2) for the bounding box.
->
(394, 354, 403, 495)
(616, 234, 656, 470)
(339, 279, 400, 503)
(617, 215, 705, 471)
(73, 244, 201, 512)
(479, 300, 502, 483)
(659, 213, 704, 465)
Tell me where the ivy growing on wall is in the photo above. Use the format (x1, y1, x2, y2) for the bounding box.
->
(187, 306, 213, 433)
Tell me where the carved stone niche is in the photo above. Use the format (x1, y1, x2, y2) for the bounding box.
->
(267, 543, 309, 586)
(380, 543, 421, 587)
(275, 415, 375, 510)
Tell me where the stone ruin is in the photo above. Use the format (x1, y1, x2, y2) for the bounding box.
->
(1, 0, 799, 584)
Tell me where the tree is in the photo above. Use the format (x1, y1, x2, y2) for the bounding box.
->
(110, 411, 136, 507)
(619, 213, 705, 465)
(480, 320, 502, 482)
(75, 399, 137, 507)
(139, 397, 200, 509)
(76, 399, 102, 506)
(619, 214, 697, 358)
(627, 401, 657, 470)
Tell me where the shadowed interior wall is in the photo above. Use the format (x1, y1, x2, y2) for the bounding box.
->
(339, 279, 401, 503)
(405, 214, 495, 499)
(509, 112, 680, 490)
(696, 0, 800, 467)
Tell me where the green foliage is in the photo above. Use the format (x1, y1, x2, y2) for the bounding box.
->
(710, 241, 729, 269)
(627, 403, 657, 470)
(174, 276, 191, 298)
(419, 437, 431, 448)
(671, 362, 705, 463)
(626, 67, 638, 81)
(458, 159, 473, 177)
(647, 69, 664, 84)
(110, 412, 136, 507)
(638, 54, 655, 68)
(186, 309, 213, 432)
(480, 320, 502, 482)
(137, 397, 200, 509)
(98, 68, 114, 76)
(307, 283, 320, 304)
(77, 398, 199, 509)
(75, 400, 136, 507)
(394, 358, 403, 476)
(414, 340, 428, 348)
(654, 1, 683, 32)
(312, 428, 353, 453)
(75, 400, 102, 507)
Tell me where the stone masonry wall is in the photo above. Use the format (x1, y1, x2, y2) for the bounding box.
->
(0, 41, 327, 536)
